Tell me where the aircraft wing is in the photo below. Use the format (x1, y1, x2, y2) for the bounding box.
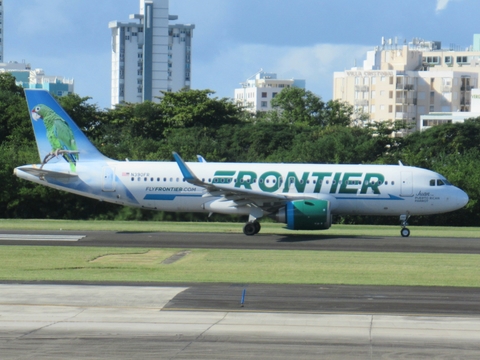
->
(172, 152, 308, 211)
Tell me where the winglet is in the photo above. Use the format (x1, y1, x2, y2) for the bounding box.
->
(172, 152, 205, 186)
(196, 154, 207, 163)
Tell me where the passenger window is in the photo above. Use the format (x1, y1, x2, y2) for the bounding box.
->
(430, 180, 435, 186)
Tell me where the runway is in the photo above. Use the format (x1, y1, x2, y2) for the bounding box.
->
(1, 230, 480, 253)
(1, 284, 480, 360)
(1, 231, 480, 358)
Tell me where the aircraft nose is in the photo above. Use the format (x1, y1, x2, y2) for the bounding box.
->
(458, 189, 469, 208)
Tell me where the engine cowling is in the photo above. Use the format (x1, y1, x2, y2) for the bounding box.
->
(274, 200, 332, 230)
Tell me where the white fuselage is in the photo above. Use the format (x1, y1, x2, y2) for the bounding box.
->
(16, 160, 469, 218)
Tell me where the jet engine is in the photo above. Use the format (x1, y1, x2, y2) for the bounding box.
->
(274, 199, 332, 230)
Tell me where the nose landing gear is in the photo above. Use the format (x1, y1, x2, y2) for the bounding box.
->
(400, 215, 410, 237)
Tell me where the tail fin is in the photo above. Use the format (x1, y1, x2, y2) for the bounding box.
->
(25, 89, 109, 170)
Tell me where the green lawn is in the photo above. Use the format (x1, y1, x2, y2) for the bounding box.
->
(0, 246, 479, 287)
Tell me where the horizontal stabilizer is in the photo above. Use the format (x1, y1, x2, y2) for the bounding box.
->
(15, 166, 78, 180)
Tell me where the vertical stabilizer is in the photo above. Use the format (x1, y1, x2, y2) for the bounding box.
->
(24, 89, 109, 171)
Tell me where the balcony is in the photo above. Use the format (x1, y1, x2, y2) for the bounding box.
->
(396, 84, 414, 90)
(354, 85, 369, 92)
(395, 112, 410, 120)
(354, 99, 369, 106)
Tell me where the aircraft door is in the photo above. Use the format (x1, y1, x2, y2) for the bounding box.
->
(400, 172, 413, 197)
(102, 166, 116, 192)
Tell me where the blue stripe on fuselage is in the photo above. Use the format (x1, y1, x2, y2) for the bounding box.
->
(144, 194, 202, 201)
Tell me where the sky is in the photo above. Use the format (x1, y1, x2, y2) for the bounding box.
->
(4, 0, 480, 109)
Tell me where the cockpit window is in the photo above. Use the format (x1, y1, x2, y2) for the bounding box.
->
(430, 178, 452, 186)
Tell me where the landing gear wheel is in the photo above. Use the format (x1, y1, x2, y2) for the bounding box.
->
(243, 222, 257, 236)
(401, 228, 410, 238)
(253, 221, 261, 234)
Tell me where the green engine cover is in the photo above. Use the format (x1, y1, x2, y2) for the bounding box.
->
(286, 200, 331, 230)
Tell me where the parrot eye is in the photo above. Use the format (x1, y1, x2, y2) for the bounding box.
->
(35, 107, 40, 112)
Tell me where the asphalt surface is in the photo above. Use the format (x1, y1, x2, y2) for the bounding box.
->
(1, 230, 480, 253)
(2, 231, 480, 359)
(1, 284, 480, 360)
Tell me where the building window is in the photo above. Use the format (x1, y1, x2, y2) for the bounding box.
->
(261, 101, 268, 107)
(424, 56, 440, 64)
(261, 92, 267, 98)
(272, 92, 277, 98)
(457, 56, 469, 64)
(445, 56, 453, 64)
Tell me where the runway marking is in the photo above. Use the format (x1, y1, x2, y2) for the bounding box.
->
(0, 234, 85, 242)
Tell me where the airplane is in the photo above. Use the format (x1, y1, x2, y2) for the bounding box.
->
(14, 89, 469, 237)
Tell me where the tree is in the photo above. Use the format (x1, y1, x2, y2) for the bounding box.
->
(322, 99, 355, 127)
(156, 89, 243, 128)
(269, 87, 325, 126)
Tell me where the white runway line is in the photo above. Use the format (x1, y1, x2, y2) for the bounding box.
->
(0, 234, 85, 241)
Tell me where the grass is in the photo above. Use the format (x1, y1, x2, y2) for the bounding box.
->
(1, 219, 479, 287)
(0, 219, 480, 238)
(0, 246, 479, 287)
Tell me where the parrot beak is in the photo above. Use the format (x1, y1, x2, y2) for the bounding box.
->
(31, 110, 41, 121)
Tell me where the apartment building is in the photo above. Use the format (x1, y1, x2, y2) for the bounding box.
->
(234, 70, 305, 112)
(333, 36, 480, 133)
(0, 61, 74, 96)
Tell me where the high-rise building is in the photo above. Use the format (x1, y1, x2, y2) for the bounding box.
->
(234, 70, 306, 112)
(109, 0, 194, 107)
(0, 0, 4, 62)
(333, 36, 480, 134)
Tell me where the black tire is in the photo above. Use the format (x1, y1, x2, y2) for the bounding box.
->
(401, 228, 410, 238)
(243, 222, 256, 236)
(253, 221, 261, 234)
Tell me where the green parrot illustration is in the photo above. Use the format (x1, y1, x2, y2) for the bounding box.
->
(31, 104, 79, 171)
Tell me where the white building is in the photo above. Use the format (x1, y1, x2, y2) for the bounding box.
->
(333, 36, 480, 134)
(419, 88, 480, 131)
(0, 61, 74, 96)
(234, 70, 305, 112)
(0, 0, 4, 62)
(109, 0, 194, 107)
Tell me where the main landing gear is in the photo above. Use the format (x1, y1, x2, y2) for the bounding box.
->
(400, 215, 410, 237)
(243, 221, 261, 236)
